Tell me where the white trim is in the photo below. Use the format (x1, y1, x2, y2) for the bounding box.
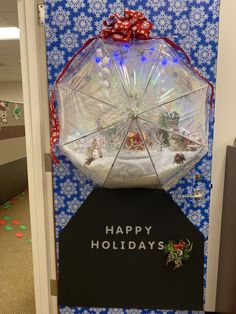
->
(17, 1, 57, 313)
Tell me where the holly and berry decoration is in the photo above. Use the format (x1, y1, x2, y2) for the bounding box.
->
(164, 239, 193, 270)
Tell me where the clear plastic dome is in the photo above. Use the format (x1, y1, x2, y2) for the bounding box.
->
(56, 38, 209, 188)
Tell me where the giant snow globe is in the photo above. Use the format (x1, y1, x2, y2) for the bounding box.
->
(55, 34, 210, 189)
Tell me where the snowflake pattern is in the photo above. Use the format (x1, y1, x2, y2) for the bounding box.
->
(195, 0, 210, 3)
(203, 22, 219, 43)
(146, 0, 165, 12)
(128, 0, 139, 5)
(190, 6, 208, 28)
(60, 179, 78, 197)
(73, 13, 93, 36)
(108, 0, 124, 15)
(194, 44, 216, 65)
(94, 20, 103, 34)
(60, 30, 79, 52)
(80, 310, 92, 314)
(61, 307, 76, 314)
(52, 6, 71, 30)
(56, 210, 72, 230)
(54, 192, 66, 211)
(108, 309, 124, 314)
(88, 0, 108, 18)
(126, 310, 142, 314)
(174, 15, 190, 37)
(47, 47, 65, 69)
(45, 26, 58, 47)
(89, 308, 107, 314)
(209, 0, 220, 20)
(152, 11, 173, 35)
(188, 209, 205, 226)
(44, 0, 220, 313)
(65, 0, 85, 12)
(168, 0, 188, 17)
(179, 29, 201, 53)
(54, 161, 71, 179)
(67, 197, 83, 214)
(200, 221, 209, 237)
(50, 0, 62, 7)
(79, 185, 93, 199)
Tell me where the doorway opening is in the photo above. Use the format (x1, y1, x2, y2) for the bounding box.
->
(0, 1, 35, 313)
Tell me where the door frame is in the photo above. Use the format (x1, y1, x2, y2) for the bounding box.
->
(207, 0, 236, 310)
(16, 0, 236, 313)
(17, 1, 57, 313)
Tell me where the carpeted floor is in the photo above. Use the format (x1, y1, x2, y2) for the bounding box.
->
(0, 191, 36, 314)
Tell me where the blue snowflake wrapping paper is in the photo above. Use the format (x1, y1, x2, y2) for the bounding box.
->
(44, 0, 220, 313)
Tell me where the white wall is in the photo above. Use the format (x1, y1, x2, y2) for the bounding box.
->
(0, 80, 26, 164)
(0, 81, 23, 102)
(206, 1, 236, 310)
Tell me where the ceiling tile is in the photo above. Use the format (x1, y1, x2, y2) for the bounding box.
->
(0, 1, 17, 13)
(0, 12, 18, 27)
(0, 15, 12, 27)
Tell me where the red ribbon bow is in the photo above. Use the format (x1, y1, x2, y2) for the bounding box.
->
(100, 9, 153, 42)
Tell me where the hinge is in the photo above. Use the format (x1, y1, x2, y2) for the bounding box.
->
(50, 279, 58, 296)
(37, 4, 45, 26)
(44, 153, 52, 172)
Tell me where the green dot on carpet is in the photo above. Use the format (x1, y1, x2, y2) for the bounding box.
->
(5, 225, 13, 231)
(20, 225, 27, 230)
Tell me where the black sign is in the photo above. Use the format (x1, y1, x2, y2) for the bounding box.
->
(59, 188, 204, 310)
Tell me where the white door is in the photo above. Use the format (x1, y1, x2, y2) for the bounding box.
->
(17, 1, 57, 313)
(17, 0, 236, 313)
